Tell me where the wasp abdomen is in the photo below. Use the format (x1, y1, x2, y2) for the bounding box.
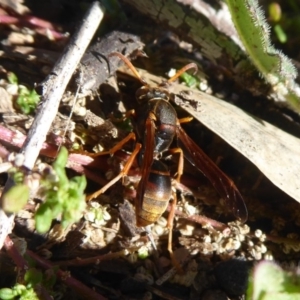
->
(136, 160, 172, 227)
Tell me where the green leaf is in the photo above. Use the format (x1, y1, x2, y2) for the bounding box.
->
(180, 72, 198, 88)
(35, 204, 53, 233)
(137, 246, 149, 259)
(18, 288, 39, 300)
(16, 87, 40, 115)
(7, 72, 18, 85)
(247, 261, 300, 300)
(53, 147, 69, 187)
(71, 175, 87, 193)
(2, 185, 30, 213)
(43, 269, 57, 288)
(12, 284, 25, 295)
(269, 3, 282, 22)
(0, 288, 15, 300)
(9, 169, 25, 185)
(35, 147, 86, 232)
(274, 24, 287, 44)
(53, 147, 68, 170)
(24, 268, 43, 287)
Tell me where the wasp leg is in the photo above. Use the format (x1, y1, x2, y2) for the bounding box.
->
(166, 144, 185, 272)
(87, 131, 136, 157)
(167, 147, 184, 182)
(167, 63, 198, 83)
(87, 141, 141, 200)
(109, 52, 148, 86)
(167, 191, 184, 273)
(177, 116, 193, 124)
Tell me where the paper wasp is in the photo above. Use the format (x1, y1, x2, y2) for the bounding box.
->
(87, 52, 248, 251)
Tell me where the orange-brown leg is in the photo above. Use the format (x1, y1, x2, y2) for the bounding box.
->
(177, 116, 193, 124)
(109, 52, 148, 86)
(168, 63, 198, 83)
(86, 140, 141, 201)
(170, 116, 193, 182)
(167, 147, 184, 183)
(88, 131, 136, 157)
(167, 191, 183, 273)
(166, 134, 187, 272)
(167, 192, 177, 253)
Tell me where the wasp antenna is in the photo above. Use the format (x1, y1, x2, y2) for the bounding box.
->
(109, 52, 148, 86)
(168, 62, 198, 83)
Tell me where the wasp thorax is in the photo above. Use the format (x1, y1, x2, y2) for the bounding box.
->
(136, 86, 170, 103)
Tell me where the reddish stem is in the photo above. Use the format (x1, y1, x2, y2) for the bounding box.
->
(26, 250, 107, 300)
(0, 5, 67, 40)
(0, 15, 19, 24)
(171, 208, 229, 233)
(53, 251, 125, 267)
(4, 237, 53, 300)
(23, 16, 56, 30)
(4, 235, 27, 270)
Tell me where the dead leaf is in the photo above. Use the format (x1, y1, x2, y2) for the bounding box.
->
(170, 83, 300, 203)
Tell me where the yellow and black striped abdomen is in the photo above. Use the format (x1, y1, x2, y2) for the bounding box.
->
(136, 160, 172, 227)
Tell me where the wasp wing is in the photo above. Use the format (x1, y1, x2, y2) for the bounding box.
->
(136, 116, 156, 215)
(176, 124, 248, 222)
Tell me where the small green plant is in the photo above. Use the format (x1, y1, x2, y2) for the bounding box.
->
(137, 246, 149, 260)
(0, 268, 45, 300)
(84, 202, 111, 226)
(2, 184, 30, 213)
(35, 147, 87, 233)
(180, 71, 199, 88)
(2, 164, 30, 213)
(247, 261, 300, 299)
(7, 72, 40, 115)
(0, 284, 38, 300)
